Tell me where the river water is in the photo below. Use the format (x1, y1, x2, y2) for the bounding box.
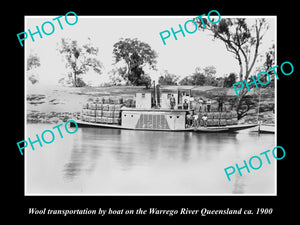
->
(25, 123, 276, 195)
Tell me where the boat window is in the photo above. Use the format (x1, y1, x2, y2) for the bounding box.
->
(177, 116, 180, 118)
(170, 116, 172, 118)
(131, 115, 133, 117)
(142, 93, 145, 98)
(124, 114, 126, 117)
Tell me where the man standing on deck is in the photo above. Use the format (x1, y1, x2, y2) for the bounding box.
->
(192, 113, 199, 128)
(183, 99, 189, 110)
(202, 114, 208, 127)
(218, 98, 223, 112)
(170, 94, 176, 109)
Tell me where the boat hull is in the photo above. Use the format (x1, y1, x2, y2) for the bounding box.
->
(71, 120, 258, 133)
(258, 125, 275, 133)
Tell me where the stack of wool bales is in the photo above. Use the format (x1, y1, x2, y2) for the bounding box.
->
(198, 111, 238, 127)
(231, 111, 238, 125)
(205, 112, 215, 126)
(82, 103, 97, 123)
(81, 96, 123, 125)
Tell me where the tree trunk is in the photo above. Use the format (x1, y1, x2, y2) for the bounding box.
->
(73, 70, 77, 87)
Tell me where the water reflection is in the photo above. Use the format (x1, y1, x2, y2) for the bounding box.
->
(25, 123, 275, 194)
(63, 128, 121, 181)
(63, 129, 240, 181)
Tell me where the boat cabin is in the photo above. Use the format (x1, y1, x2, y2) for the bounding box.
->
(122, 108, 186, 130)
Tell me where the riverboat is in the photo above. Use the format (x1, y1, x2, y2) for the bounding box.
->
(72, 87, 258, 133)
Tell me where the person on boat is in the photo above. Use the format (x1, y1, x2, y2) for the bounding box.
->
(218, 98, 223, 112)
(197, 111, 203, 126)
(207, 99, 211, 112)
(183, 99, 189, 110)
(202, 114, 208, 127)
(186, 112, 193, 127)
(192, 113, 199, 127)
(170, 94, 176, 109)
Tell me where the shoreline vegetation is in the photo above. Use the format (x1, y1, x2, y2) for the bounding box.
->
(27, 84, 275, 125)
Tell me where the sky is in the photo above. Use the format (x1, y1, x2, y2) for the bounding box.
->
(24, 15, 276, 86)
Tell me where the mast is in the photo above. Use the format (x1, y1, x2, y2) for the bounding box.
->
(153, 80, 156, 107)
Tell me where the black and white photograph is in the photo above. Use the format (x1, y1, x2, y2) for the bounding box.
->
(23, 15, 278, 196)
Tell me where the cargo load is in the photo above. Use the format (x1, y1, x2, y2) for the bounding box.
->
(81, 96, 123, 125)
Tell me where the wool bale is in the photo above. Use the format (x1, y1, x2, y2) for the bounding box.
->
(88, 103, 97, 110)
(96, 117, 103, 123)
(107, 118, 114, 124)
(109, 104, 115, 111)
(88, 109, 96, 116)
(108, 111, 114, 118)
(220, 112, 227, 119)
(206, 119, 214, 126)
(213, 112, 220, 119)
(226, 119, 233, 125)
(109, 96, 123, 104)
(231, 111, 238, 118)
(114, 104, 122, 111)
(102, 117, 108, 123)
(94, 98, 102, 103)
(82, 115, 88, 121)
(207, 112, 214, 119)
(96, 110, 102, 117)
(96, 103, 103, 110)
(113, 111, 121, 118)
(102, 104, 109, 111)
(226, 112, 232, 119)
(87, 116, 96, 123)
(232, 118, 238, 125)
(219, 118, 227, 126)
(213, 119, 220, 126)
(102, 111, 108, 117)
(113, 118, 121, 124)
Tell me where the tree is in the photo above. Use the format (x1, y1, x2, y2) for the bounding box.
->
(108, 67, 127, 86)
(179, 76, 193, 85)
(203, 65, 217, 85)
(193, 72, 206, 85)
(112, 38, 157, 88)
(179, 66, 218, 86)
(158, 70, 179, 85)
(57, 38, 102, 87)
(27, 53, 40, 71)
(195, 18, 269, 119)
(27, 53, 41, 84)
(223, 73, 237, 87)
(263, 44, 275, 87)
